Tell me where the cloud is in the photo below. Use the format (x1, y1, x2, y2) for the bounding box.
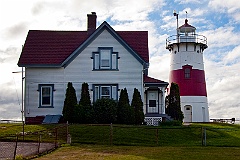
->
(208, 0, 240, 22)
(200, 26, 240, 48)
(223, 46, 240, 65)
(205, 58, 240, 118)
(5, 22, 28, 39)
(149, 54, 170, 82)
(175, 0, 203, 4)
(209, 0, 240, 13)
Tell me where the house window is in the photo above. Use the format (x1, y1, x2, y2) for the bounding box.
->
(39, 84, 54, 108)
(93, 47, 118, 70)
(149, 100, 156, 107)
(184, 68, 191, 79)
(93, 84, 118, 101)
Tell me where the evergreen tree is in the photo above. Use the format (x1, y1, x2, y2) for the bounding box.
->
(79, 82, 91, 107)
(62, 82, 77, 123)
(165, 82, 184, 122)
(131, 88, 144, 125)
(117, 88, 134, 124)
(78, 82, 93, 123)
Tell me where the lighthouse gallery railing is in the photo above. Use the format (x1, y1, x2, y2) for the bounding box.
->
(166, 34, 207, 48)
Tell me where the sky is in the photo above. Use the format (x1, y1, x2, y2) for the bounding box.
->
(0, 0, 240, 121)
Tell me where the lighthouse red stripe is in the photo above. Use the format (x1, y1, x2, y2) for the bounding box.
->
(170, 69, 207, 96)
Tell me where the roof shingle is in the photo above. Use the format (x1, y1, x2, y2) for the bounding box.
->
(18, 27, 149, 66)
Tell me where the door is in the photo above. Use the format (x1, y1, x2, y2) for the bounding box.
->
(147, 91, 158, 113)
(184, 105, 192, 122)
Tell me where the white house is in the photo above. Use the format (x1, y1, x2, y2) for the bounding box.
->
(18, 12, 168, 125)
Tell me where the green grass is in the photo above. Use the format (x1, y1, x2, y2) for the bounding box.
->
(69, 123, 240, 147)
(1, 123, 240, 147)
(0, 123, 65, 142)
(1, 123, 240, 159)
(35, 144, 240, 160)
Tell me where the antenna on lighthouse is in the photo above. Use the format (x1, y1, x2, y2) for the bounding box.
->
(173, 10, 179, 42)
(185, 11, 188, 19)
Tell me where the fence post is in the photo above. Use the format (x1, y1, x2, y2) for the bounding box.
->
(204, 128, 207, 146)
(202, 127, 207, 146)
(110, 123, 113, 145)
(156, 128, 159, 145)
(13, 135, 18, 160)
(38, 134, 41, 154)
(55, 128, 58, 148)
(66, 121, 69, 143)
(66, 121, 71, 144)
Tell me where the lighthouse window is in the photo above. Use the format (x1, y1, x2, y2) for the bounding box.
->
(185, 68, 191, 79)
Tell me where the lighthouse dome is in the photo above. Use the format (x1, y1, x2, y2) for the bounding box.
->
(179, 19, 196, 33)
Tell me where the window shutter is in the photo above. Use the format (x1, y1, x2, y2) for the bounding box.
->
(94, 86, 99, 101)
(112, 86, 117, 100)
(95, 54, 99, 69)
(112, 54, 117, 69)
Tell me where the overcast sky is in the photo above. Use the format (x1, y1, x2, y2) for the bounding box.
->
(0, 0, 240, 121)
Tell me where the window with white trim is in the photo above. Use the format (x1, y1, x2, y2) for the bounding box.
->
(93, 84, 118, 101)
(38, 84, 54, 108)
(184, 68, 191, 79)
(92, 47, 118, 70)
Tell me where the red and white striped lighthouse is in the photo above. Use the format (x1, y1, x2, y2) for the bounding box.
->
(166, 18, 209, 122)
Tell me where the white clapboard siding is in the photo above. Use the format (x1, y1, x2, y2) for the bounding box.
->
(25, 29, 144, 117)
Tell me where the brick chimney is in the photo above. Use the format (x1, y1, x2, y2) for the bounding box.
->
(87, 12, 97, 35)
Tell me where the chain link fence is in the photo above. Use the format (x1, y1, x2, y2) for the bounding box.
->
(0, 123, 68, 160)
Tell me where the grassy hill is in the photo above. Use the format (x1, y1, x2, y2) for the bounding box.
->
(0, 122, 240, 147)
(1, 123, 240, 160)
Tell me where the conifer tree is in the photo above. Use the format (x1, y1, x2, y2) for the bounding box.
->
(78, 82, 93, 123)
(131, 88, 144, 125)
(117, 88, 134, 124)
(62, 82, 77, 123)
(165, 82, 184, 122)
(79, 82, 91, 107)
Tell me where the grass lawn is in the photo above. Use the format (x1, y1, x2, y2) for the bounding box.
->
(35, 144, 240, 160)
(1, 123, 240, 159)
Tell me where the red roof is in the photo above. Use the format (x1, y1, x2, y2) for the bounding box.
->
(18, 26, 149, 66)
(117, 31, 149, 63)
(144, 75, 167, 84)
(179, 19, 196, 29)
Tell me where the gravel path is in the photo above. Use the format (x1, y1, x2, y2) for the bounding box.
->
(0, 142, 56, 160)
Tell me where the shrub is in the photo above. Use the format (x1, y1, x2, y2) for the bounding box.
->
(93, 98, 117, 124)
(78, 82, 94, 123)
(117, 88, 134, 124)
(131, 88, 144, 125)
(62, 82, 77, 123)
(165, 82, 184, 122)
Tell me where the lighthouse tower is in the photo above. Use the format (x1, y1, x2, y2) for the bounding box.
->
(166, 18, 209, 122)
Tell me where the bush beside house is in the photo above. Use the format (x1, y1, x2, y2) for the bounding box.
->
(117, 88, 135, 124)
(131, 88, 144, 125)
(165, 82, 184, 122)
(62, 83, 145, 125)
(62, 82, 78, 123)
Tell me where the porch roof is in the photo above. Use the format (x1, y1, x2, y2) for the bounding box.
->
(144, 75, 168, 86)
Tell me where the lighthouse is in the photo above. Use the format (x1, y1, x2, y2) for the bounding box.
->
(166, 15, 209, 122)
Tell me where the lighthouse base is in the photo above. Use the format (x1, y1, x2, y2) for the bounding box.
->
(181, 96, 209, 122)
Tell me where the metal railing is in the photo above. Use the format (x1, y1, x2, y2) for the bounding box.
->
(166, 34, 207, 48)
